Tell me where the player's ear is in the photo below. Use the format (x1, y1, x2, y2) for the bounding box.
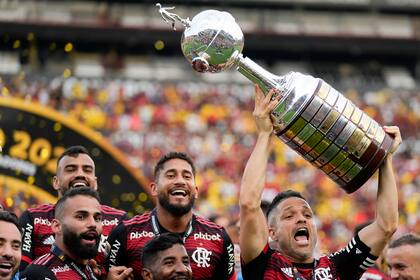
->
(141, 268, 153, 280)
(150, 181, 158, 197)
(268, 226, 278, 242)
(52, 176, 60, 191)
(93, 176, 98, 190)
(194, 185, 198, 199)
(51, 218, 61, 234)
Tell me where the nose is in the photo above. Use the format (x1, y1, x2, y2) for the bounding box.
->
(389, 268, 399, 279)
(86, 215, 98, 229)
(296, 212, 308, 223)
(174, 174, 187, 185)
(174, 261, 189, 274)
(75, 168, 87, 178)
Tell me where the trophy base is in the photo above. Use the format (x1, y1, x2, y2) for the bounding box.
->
(339, 134, 393, 193)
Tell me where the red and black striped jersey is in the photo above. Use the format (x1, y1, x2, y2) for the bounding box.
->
(20, 246, 98, 280)
(242, 234, 378, 280)
(19, 203, 127, 270)
(105, 210, 236, 280)
(360, 267, 390, 280)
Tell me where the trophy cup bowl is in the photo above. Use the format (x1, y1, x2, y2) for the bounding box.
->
(157, 4, 393, 194)
(181, 10, 244, 73)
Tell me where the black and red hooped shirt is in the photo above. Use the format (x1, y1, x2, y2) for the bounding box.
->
(20, 245, 98, 280)
(19, 203, 127, 270)
(105, 210, 236, 280)
(242, 234, 378, 280)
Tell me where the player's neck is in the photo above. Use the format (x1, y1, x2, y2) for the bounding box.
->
(56, 240, 89, 265)
(291, 257, 315, 265)
(279, 248, 315, 264)
(156, 207, 193, 233)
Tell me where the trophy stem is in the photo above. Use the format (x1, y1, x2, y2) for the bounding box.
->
(234, 54, 286, 97)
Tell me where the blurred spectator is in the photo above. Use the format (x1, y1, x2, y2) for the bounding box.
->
(209, 214, 230, 229)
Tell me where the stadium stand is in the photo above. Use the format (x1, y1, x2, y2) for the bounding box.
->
(0, 0, 418, 255)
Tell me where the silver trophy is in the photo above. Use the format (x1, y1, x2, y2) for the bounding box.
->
(157, 4, 393, 193)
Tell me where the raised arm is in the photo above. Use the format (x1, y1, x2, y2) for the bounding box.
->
(239, 86, 280, 264)
(358, 126, 402, 256)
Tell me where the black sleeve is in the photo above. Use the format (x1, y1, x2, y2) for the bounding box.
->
(241, 243, 270, 280)
(20, 264, 57, 280)
(18, 210, 34, 271)
(329, 234, 378, 280)
(213, 230, 236, 280)
(104, 222, 127, 270)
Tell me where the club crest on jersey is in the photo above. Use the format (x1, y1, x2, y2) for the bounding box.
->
(191, 247, 212, 268)
(314, 267, 333, 280)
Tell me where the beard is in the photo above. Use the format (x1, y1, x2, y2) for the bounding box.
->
(62, 225, 99, 260)
(158, 193, 195, 217)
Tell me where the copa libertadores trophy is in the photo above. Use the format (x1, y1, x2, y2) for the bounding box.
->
(156, 4, 393, 193)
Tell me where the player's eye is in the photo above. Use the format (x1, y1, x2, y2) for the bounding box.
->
(83, 167, 94, 173)
(12, 242, 21, 250)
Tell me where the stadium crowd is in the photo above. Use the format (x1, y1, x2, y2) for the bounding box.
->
(0, 71, 419, 255)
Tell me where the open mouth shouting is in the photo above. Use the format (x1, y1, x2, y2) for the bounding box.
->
(0, 261, 15, 277)
(294, 227, 310, 246)
(80, 231, 99, 246)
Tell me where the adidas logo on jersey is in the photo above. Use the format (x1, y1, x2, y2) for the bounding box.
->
(280, 267, 293, 277)
(193, 232, 221, 241)
(43, 235, 55, 245)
